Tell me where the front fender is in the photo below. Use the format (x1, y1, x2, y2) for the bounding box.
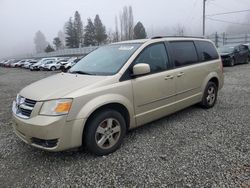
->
(75, 94, 136, 129)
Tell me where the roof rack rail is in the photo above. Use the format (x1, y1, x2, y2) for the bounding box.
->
(151, 36, 205, 39)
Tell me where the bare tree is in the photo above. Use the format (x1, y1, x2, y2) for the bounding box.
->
(119, 12, 124, 41)
(128, 6, 134, 40)
(174, 24, 186, 36)
(57, 30, 65, 48)
(119, 5, 134, 41)
(34, 30, 48, 53)
(114, 16, 119, 42)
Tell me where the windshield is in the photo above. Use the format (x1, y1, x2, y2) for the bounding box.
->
(218, 46, 234, 53)
(69, 43, 141, 75)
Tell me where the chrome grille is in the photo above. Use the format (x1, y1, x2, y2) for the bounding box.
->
(24, 98, 36, 107)
(13, 96, 37, 119)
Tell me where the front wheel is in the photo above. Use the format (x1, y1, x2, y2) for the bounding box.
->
(200, 82, 218, 109)
(229, 58, 235, 67)
(51, 66, 56, 71)
(84, 109, 126, 156)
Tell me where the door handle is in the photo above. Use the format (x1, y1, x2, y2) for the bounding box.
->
(165, 75, 174, 80)
(177, 72, 185, 77)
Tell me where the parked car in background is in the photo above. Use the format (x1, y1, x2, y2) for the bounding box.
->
(244, 43, 250, 56)
(4, 59, 16, 67)
(0, 60, 7, 66)
(58, 59, 69, 69)
(12, 37, 224, 155)
(64, 57, 82, 71)
(23, 60, 38, 69)
(218, 44, 250, 66)
(30, 57, 58, 71)
(40, 60, 62, 71)
(60, 57, 77, 71)
(10, 60, 21, 67)
(12, 60, 27, 67)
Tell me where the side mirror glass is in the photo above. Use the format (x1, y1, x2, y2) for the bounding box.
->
(132, 63, 150, 76)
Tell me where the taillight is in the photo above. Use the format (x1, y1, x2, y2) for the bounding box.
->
(220, 60, 223, 73)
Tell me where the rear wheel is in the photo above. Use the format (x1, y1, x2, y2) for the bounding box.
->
(51, 66, 56, 71)
(84, 109, 126, 156)
(201, 82, 218, 109)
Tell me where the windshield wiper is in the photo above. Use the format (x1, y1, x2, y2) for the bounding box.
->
(69, 71, 93, 75)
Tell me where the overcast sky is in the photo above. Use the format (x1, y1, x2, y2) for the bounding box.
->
(0, 0, 250, 58)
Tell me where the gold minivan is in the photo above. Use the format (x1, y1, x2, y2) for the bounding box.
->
(12, 37, 224, 155)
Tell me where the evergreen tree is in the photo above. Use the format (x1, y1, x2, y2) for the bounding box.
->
(74, 11, 84, 47)
(94, 14, 107, 45)
(53, 37, 62, 50)
(44, 44, 55, 53)
(65, 11, 84, 48)
(65, 17, 75, 48)
(133, 22, 147, 39)
(34, 30, 48, 53)
(84, 18, 96, 46)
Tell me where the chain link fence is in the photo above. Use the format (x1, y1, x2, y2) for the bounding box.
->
(207, 33, 250, 47)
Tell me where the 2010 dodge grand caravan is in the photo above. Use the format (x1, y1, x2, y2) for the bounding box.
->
(12, 37, 224, 155)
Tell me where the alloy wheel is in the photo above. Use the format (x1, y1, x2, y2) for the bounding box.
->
(206, 86, 216, 106)
(95, 118, 121, 149)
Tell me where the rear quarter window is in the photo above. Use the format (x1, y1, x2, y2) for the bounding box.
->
(196, 41, 219, 61)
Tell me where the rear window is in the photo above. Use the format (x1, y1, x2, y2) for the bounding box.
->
(196, 41, 219, 61)
(170, 41, 198, 67)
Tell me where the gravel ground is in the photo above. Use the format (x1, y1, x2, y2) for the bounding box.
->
(0, 65, 249, 188)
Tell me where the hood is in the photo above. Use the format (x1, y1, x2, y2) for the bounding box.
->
(220, 52, 233, 57)
(20, 73, 110, 101)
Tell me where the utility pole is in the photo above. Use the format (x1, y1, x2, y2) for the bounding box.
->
(203, 0, 207, 37)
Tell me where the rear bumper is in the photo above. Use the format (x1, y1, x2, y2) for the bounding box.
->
(12, 113, 86, 151)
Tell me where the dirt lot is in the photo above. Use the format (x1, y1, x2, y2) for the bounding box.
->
(0, 65, 250, 187)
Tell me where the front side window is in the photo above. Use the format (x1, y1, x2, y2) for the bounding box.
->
(134, 43, 169, 73)
(170, 41, 198, 67)
(69, 44, 141, 75)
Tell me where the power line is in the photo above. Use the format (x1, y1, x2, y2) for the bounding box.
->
(206, 17, 250, 27)
(207, 9, 250, 17)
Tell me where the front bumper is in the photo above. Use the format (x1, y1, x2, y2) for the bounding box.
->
(12, 113, 86, 151)
(30, 66, 39, 70)
(221, 58, 232, 66)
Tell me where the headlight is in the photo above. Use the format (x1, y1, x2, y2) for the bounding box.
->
(40, 99, 72, 116)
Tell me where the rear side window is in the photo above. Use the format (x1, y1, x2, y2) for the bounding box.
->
(196, 41, 219, 61)
(170, 41, 198, 67)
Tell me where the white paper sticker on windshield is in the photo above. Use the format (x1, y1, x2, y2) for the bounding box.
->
(119, 46, 134, 50)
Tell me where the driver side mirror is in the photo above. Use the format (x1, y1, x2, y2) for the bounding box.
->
(132, 63, 150, 76)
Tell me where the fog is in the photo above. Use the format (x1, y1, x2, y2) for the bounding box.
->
(0, 0, 249, 58)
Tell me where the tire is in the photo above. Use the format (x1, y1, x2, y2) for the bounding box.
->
(247, 56, 250, 64)
(200, 82, 218, 109)
(84, 109, 126, 156)
(229, 58, 235, 67)
(51, 66, 56, 71)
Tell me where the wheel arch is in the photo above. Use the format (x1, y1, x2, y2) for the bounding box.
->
(201, 73, 221, 94)
(84, 103, 130, 132)
(81, 102, 133, 147)
(73, 94, 136, 145)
